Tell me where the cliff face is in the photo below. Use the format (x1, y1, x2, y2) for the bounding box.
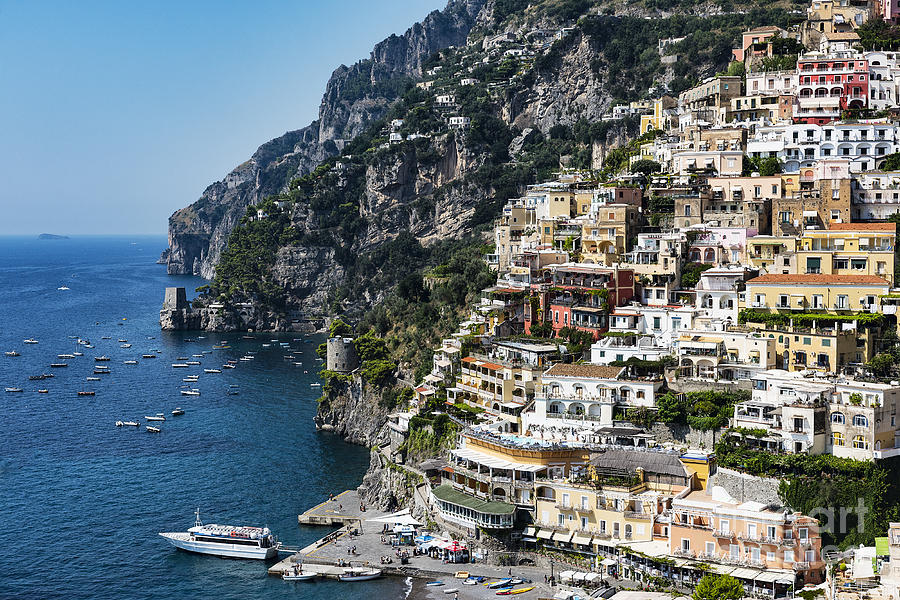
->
(314, 375, 392, 447)
(164, 0, 487, 279)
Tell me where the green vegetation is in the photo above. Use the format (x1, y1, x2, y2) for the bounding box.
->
(401, 413, 459, 460)
(693, 574, 744, 600)
(716, 436, 900, 546)
(857, 17, 900, 50)
(738, 308, 884, 328)
(743, 155, 783, 177)
(681, 262, 713, 288)
(656, 390, 750, 430)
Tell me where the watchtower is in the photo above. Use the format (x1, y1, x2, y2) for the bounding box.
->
(163, 287, 189, 311)
(326, 337, 359, 373)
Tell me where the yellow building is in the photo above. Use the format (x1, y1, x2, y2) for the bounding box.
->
(744, 274, 890, 313)
(639, 98, 667, 134)
(747, 236, 797, 274)
(530, 450, 692, 556)
(796, 223, 896, 285)
(580, 205, 640, 265)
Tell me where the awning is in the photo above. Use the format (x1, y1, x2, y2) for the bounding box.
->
(573, 572, 588, 582)
(754, 571, 787, 583)
(366, 509, 423, 527)
(572, 533, 593, 546)
(601, 557, 617, 566)
(585, 572, 601, 581)
(537, 529, 553, 540)
(552, 530, 574, 542)
(558, 570, 576, 581)
(802, 210, 818, 217)
(730, 567, 762, 580)
(524, 526, 537, 537)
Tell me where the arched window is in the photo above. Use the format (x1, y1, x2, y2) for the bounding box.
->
(853, 414, 868, 427)
(830, 412, 845, 424)
(852, 435, 869, 450)
(832, 432, 845, 447)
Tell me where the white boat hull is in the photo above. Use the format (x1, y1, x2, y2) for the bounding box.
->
(159, 532, 279, 559)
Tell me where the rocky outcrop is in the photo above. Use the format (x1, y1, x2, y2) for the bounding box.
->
(164, 0, 486, 279)
(357, 449, 421, 513)
(314, 375, 392, 447)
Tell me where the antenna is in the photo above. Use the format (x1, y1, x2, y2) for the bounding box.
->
(194, 507, 202, 527)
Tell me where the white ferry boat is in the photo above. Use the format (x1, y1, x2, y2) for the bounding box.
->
(159, 509, 280, 559)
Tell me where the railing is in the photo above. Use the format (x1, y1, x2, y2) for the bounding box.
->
(555, 502, 574, 510)
(673, 549, 694, 558)
(793, 561, 810, 570)
(624, 511, 651, 520)
(713, 530, 735, 540)
(781, 538, 796, 547)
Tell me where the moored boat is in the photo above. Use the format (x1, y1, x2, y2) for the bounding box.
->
(5, 351, 19, 357)
(339, 568, 382, 582)
(23, 339, 38, 344)
(172, 363, 189, 368)
(50, 363, 67, 368)
(204, 369, 221, 373)
(146, 426, 161, 433)
(282, 571, 317, 581)
(78, 391, 95, 396)
(159, 509, 281, 559)
(86, 377, 101, 381)
(94, 356, 110, 362)
(142, 354, 156, 359)
(181, 390, 200, 396)
(124, 360, 138, 365)
(145, 414, 166, 421)
(5, 387, 23, 393)
(38, 389, 49, 394)
(172, 408, 185, 416)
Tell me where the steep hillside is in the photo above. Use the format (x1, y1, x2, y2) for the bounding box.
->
(167, 0, 800, 329)
(163, 0, 487, 278)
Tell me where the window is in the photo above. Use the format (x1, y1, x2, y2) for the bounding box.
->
(767, 525, 777, 539)
(831, 412, 845, 424)
(730, 544, 740, 558)
(784, 550, 795, 563)
(779, 294, 789, 307)
(853, 414, 868, 427)
(833, 432, 845, 447)
(799, 527, 808, 541)
(653, 317, 661, 330)
(558, 514, 565, 526)
(720, 519, 730, 533)
(834, 258, 849, 269)
(806, 549, 815, 562)
(681, 538, 690, 551)
(705, 541, 715, 556)
(852, 435, 868, 449)
(767, 551, 776, 561)
(806, 257, 821, 274)
(836, 295, 849, 309)
(812, 294, 824, 309)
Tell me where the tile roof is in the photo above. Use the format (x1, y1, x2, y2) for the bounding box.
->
(747, 274, 890, 285)
(828, 223, 896, 231)
(544, 363, 624, 379)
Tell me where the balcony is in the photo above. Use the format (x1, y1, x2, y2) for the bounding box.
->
(673, 549, 695, 558)
(714, 530, 736, 540)
(555, 502, 574, 511)
(624, 511, 651, 520)
(793, 561, 811, 571)
(781, 538, 796, 547)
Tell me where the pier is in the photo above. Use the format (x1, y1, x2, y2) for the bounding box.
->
(296, 489, 374, 527)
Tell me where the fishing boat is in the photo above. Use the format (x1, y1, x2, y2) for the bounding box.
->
(5, 351, 19, 357)
(145, 414, 166, 421)
(181, 390, 200, 396)
(5, 387, 23, 393)
(172, 408, 185, 416)
(38, 389, 49, 394)
(204, 369, 221, 373)
(147, 426, 161, 433)
(159, 509, 281, 559)
(78, 391, 95, 396)
(50, 363, 68, 368)
(338, 568, 382, 582)
(23, 339, 38, 344)
(282, 571, 317, 581)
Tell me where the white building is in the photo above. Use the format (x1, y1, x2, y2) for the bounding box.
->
(851, 171, 900, 220)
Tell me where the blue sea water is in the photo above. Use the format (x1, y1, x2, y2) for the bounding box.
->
(0, 236, 404, 599)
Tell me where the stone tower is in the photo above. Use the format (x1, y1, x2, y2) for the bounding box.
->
(163, 287, 189, 311)
(326, 337, 359, 373)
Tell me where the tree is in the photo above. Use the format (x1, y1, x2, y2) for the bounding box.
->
(329, 318, 352, 337)
(693, 574, 744, 600)
(882, 152, 900, 171)
(656, 391, 687, 424)
(869, 353, 896, 377)
(631, 159, 662, 176)
(725, 61, 745, 77)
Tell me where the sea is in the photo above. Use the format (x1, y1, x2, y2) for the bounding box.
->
(0, 236, 408, 600)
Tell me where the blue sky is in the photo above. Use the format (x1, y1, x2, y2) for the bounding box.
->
(0, 0, 445, 235)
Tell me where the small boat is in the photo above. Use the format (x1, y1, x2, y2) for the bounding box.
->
(38, 389, 49, 394)
(101, 336, 111, 340)
(84, 344, 94, 349)
(182, 378, 199, 383)
(29, 375, 48, 381)
(23, 339, 38, 344)
(120, 344, 132, 348)
(78, 391, 95, 396)
(95, 356, 110, 362)
(73, 351, 83, 356)
(455, 572, 470, 579)
(118, 339, 127, 343)
(147, 426, 161, 433)
(239, 357, 253, 362)
(122, 421, 140, 427)
(58, 286, 70, 290)
(204, 369, 221, 373)
(310, 383, 321, 387)
(282, 571, 317, 581)
(145, 414, 166, 421)
(142, 354, 156, 359)
(124, 360, 138, 365)
(443, 589, 459, 595)
(57, 354, 75, 359)
(50, 363, 68, 368)
(86, 377, 101, 381)
(294, 362, 303, 366)
(183, 338, 197, 342)
(5, 387, 23, 393)
(463, 577, 485, 585)
(116, 421, 124, 426)
(262, 343, 271, 348)
(4, 351, 19, 357)
(496, 587, 535, 596)
(93, 369, 110, 375)
(186, 361, 201, 365)
(426, 581, 445, 587)
(192, 354, 204, 358)
(487, 579, 512, 589)
(222, 364, 235, 369)
(181, 390, 200, 396)
(172, 363, 189, 368)
(339, 568, 382, 582)
(172, 408, 185, 416)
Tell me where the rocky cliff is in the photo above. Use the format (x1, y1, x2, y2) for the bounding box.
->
(314, 375, 392, 447)
(164, 0, 487, 279)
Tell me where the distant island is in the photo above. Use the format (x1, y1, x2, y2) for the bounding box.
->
(38, 233, 69, 240)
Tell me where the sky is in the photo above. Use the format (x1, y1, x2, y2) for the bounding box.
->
(0, 0, 446, 235)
